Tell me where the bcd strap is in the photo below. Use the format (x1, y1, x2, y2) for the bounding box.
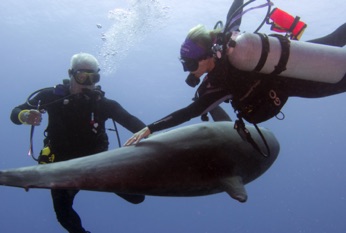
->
(254, 33, 270, 72)
(270, 34, 290, 75)
(253, 33, 290, 75)
(234, 115, 270, 158)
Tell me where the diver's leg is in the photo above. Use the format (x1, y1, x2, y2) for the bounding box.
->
(307, 23, 346, 47)
(226, 0, 244, 29)
(280, 73, 346, 98)
(51, 189, 89, 233)
(281, 23, 346, 98)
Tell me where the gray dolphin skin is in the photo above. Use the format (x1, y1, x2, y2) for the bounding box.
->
(0, 122, 279, 203)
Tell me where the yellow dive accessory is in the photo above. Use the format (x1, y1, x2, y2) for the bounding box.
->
(38, 146, 55, 164)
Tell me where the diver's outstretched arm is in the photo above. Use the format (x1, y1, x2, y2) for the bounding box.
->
(307, 23, 346, 47)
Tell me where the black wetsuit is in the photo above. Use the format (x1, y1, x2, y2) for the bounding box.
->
(11, 85, 146, 233)
(148, 24, 346, 131)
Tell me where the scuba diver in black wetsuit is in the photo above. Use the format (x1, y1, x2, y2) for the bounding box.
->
(125, 0, 346, 146)
(10, 53, 146, 233)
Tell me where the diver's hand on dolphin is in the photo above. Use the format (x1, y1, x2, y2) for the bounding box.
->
(124, 127, 151, 146)
(18, 109, 42, 126)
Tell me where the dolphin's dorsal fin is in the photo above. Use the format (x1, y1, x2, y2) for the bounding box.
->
(221, 176, 248, 202)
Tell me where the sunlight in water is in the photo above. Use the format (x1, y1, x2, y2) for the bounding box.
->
(98, 0, 169, 75)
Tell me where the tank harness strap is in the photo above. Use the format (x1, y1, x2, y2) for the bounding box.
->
(270, 34, 291, 75)
(254, 33, 270, 72)
(234, 114, 270, 158)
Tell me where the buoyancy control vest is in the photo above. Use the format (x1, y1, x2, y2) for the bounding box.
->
(212, 57, 288, 124)
(230, 75, 288, 124)
(40, 81, 109, 161)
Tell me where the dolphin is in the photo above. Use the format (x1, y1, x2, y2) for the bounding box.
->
(0, 122, 279, 202)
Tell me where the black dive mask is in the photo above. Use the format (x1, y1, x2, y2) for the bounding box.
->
(180, 57, 199, 72)
(72, 69, 100, 85)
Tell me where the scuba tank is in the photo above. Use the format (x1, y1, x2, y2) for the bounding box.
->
(221, 1, 346, 84)
(227, 32, 346, 84)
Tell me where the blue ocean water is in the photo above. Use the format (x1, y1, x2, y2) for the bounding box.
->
(1, 0, 346, 232)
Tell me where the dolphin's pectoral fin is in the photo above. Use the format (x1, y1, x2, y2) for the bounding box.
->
(221, 176, 248, 203)
(114, 193, 145, 204)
